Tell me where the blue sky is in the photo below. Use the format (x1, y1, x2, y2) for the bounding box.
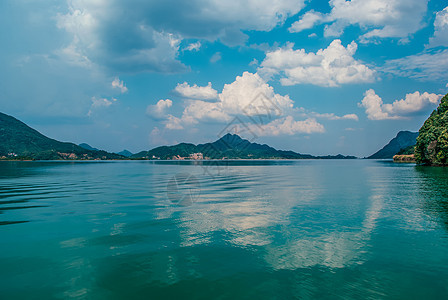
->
(1, 0, 447, 157)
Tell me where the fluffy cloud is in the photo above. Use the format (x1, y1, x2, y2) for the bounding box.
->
(330, 0, 427, 42)
(146, 99, 173, 120)
(247, 116, 325, 136)
(88, 97, 116, 116)
(112, 77, 128, 93)
(382, 50, 448, 81)
(165, 115, 184, 130)
(174, 82, 218, 100)
(359, 89, 442, 120)
(173, 72, 294, 125)
(289, 0, 428, 43)
(193, 0, 307, 36)
(259, 40, 375, 87)
(166, 72, 320, 135)
(219, 72, 294, 115)
(289, 10, 324, 33)
(165, 72, 358, 133)
(428, 6, 448, 48)
(55, 0, 306, 73)
(182, 101, 230, 123)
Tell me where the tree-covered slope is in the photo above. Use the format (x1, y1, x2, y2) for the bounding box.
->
(415, 93, 448, 165)
(396, 145, 416, 155)
(0, 112, 122, 160)
(366, 131, 418, 159)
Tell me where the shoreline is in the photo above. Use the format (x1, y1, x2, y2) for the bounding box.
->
(0, 157, 361, 162)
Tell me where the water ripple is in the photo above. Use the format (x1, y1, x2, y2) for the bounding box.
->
(1, 161, 448, 299)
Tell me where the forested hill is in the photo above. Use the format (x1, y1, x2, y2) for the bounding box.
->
(0, 112, 123, 160)
(415, 92, 448, 166)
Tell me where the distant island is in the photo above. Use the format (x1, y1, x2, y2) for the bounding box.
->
(0, 111, 356, 161)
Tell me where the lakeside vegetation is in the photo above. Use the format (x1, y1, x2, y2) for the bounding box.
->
(415, 93, 448, 166)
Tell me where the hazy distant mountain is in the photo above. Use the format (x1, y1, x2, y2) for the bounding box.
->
(132, 133, 357, 160)
(80, 144, 134, 158)
(367, 131, 418, 159)
(117, 150, 133, 157)
(0, 112, 123, 160)
(79, 143, 99, 151)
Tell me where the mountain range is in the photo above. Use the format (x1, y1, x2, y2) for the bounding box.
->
(132, 133, 357, 160)
(366, 131, 418, 159)
(79, 143, 133, 157)
(1, 111, 416, 161)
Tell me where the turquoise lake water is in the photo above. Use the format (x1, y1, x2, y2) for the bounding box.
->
(1, 160, 448, 299)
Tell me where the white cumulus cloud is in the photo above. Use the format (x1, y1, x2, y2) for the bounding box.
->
(289, 0, 428, 43)
(165, 72, 327, 136)
(219, 72, 294, 115)
(181, 101, 230, 124)
(112, 77, 128, 93)
(259, 40, 375, 87)
(329, 0, 427, 42)
(168, 72, 294, 128)
(359, 89, 442, 120)
(174, 82, 218, 100)
(428, 6, 448, 48)
(202, 0, 307, 33)
(247, 116, 325, 136)
(146, 99, 173, 120)
(164, 72, 358, 134)
(165, 115, 184, 130)
(289, 10, 325, 33)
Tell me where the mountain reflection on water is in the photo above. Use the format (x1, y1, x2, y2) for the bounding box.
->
(1, 160, 448, 299)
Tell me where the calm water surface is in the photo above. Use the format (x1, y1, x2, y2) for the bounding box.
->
(1, 160, 448, 299)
